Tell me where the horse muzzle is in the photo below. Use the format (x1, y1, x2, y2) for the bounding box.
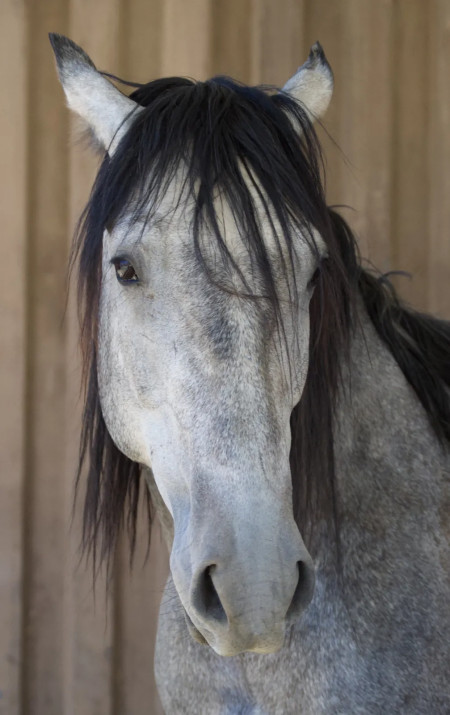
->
(170, 516, 315, 656)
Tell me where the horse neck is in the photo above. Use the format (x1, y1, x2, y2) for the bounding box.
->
(336, 299, 442, 451)
(333, 298, 447, 551)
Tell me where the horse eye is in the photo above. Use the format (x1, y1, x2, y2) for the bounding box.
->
(308, 267, 321, 289)
(112, 258, 139, 284)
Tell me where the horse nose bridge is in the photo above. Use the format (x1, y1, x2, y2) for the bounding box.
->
(181, 359, 286, 459)
(183, 473, 306, 563)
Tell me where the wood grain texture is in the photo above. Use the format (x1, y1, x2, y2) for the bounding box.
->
(0, 2, 27, 713)
(389, 0, 430, 309)
(161, 0, 212, 79)
(428, 0, 450, 315)
(0, 2, 448, 713)
(258, 0, 306, 85)
(211, 0, 254, 82)
(21, 1, 69, 711)
(119, 0, 164, 81)
(331, 0, 395, 268)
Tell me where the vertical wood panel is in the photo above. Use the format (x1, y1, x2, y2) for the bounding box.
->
(119, 0, 164, 81)
(248, 0, 263, 85)
(211, 0, 254, 82)
(161, 0, 212, 79)
(259, 0, 306, 85)
(0, 2, 27, 713)
(428, 0, 450, 315)
(22, 2, 69, 712)
(390, 0, 430, 309)
(333, 0, 395, 268)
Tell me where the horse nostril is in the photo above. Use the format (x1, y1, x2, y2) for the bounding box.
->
(192, 565, 228, 625)
(287, 560, 316, 618)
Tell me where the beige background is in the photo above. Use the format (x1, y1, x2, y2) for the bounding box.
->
(1, 1, 449, 713)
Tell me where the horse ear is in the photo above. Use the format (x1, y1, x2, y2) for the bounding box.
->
(282, 42, 334, 123)
(49, 33, 141, 154)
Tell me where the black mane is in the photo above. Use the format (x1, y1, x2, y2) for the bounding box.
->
(74, 75, 450, 569)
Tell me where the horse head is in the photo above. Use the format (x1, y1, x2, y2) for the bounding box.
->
(51, 34, 336, 656)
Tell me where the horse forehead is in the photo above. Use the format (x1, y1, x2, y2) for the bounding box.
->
(113, 167, 318, 262)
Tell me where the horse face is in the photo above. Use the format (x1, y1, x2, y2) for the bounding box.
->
(51, 34, 333, 655)
(98, 174, 321, 654)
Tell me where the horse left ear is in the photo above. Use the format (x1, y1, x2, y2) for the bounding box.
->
(49, 33, 141, 155)
(282, 42, 334, 122)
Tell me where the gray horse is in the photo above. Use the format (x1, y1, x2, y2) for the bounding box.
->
(50, 34, 450, 713)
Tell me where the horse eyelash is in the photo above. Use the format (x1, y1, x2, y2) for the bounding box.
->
(308, 265, 321, 289)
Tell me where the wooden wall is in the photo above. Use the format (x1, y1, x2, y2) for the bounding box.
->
(1, 1, 449, 713)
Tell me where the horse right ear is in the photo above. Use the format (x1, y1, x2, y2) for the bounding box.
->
(49, 33, 141, 154)
(282, 42, 334, 123)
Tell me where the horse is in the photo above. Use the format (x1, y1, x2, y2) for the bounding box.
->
(50, 34, 450, 714)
